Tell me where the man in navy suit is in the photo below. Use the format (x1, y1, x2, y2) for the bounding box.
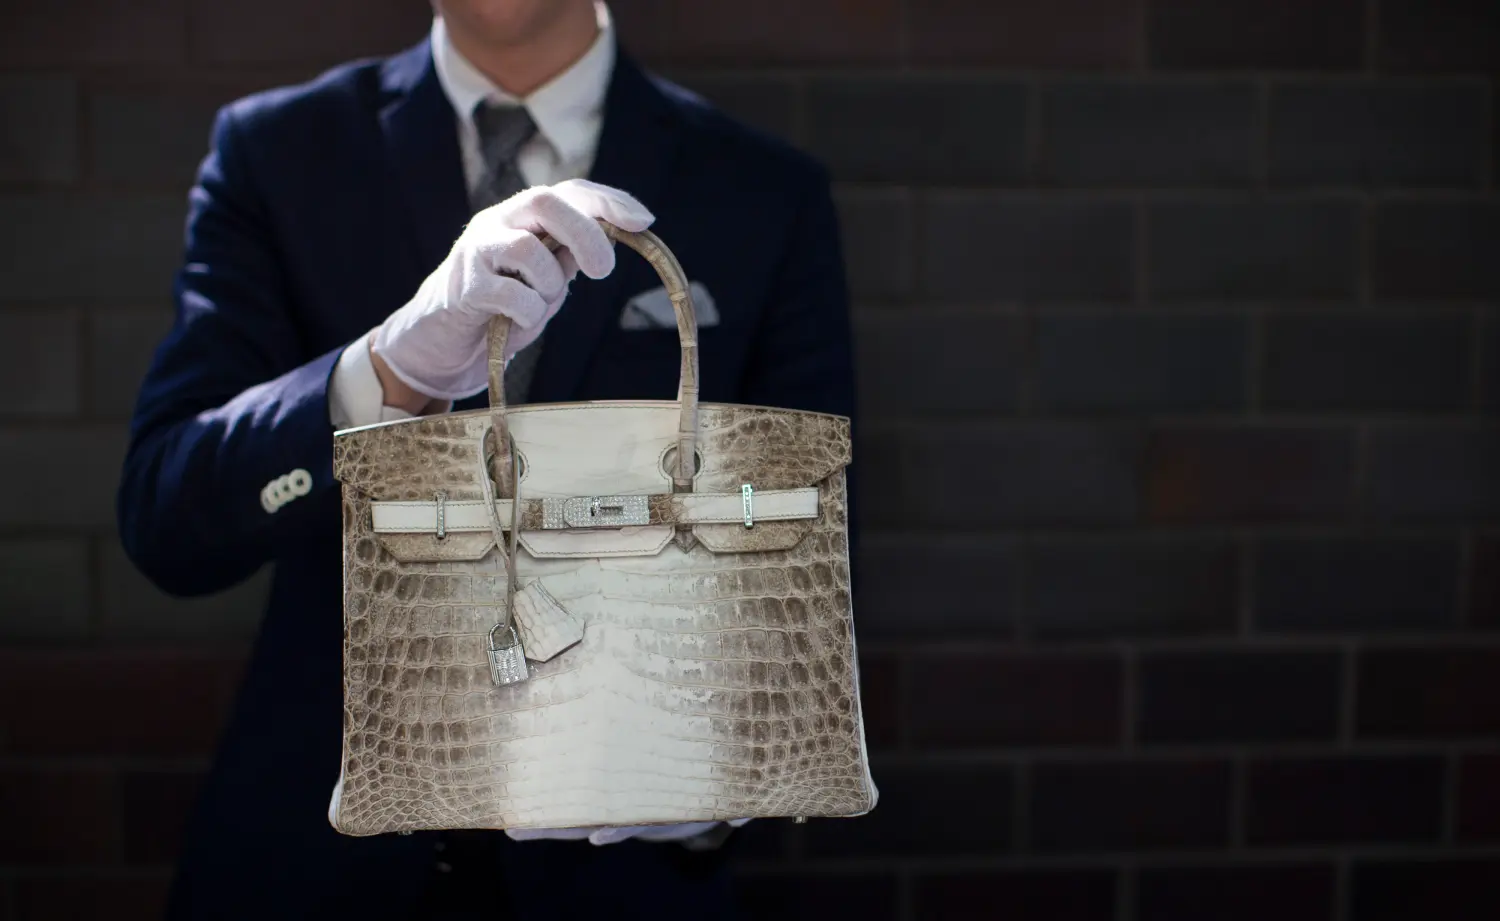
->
(114, 1, 854, 918)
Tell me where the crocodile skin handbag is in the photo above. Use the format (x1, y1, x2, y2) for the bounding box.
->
(329, 225, 878, 835)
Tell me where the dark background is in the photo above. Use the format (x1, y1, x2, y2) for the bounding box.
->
(2, 0, 1499, 919)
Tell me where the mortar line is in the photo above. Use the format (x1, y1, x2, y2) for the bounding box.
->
(1470, 306, 1487, 410)
(1351, 423, 1372, 526)
(1229, 753, 1248, 849)
(1134, 196, 1149, 307)
(1118, 864, 1138, 921)
(1025, 78, 1044, 186)
(1238, 533, 1255, 636)
(1254, 78, 1271, 190)
(1013, 761, 1031, 854)
(1247, 304, 1264, 417)
(1458, 528, 1474, 629)
(1442, 749, 1460, 845)
(1339, 642, 1359, 747)
(1334, 854, 1352, 921)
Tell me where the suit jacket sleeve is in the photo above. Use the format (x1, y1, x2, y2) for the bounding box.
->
(117, 105, 347, 597)
(739, 166, 860, 545)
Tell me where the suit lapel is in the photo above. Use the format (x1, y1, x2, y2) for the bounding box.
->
(378, 42, 472, 281)
(529, 53, 683, 401)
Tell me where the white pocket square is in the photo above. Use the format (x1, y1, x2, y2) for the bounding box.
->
(620, 282, 719, 330)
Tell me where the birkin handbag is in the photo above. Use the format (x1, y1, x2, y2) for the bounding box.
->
(329, 225, 878, 835)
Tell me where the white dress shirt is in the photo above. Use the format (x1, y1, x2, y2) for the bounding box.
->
(328, 4, 615, 429)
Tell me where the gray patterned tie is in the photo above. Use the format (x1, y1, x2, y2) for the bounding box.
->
(471, 101, 544, 404)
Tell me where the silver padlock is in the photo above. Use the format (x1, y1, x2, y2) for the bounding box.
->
(487, 622, 529, 686)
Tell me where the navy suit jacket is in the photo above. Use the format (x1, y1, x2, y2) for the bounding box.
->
(116, 37, 854, 921)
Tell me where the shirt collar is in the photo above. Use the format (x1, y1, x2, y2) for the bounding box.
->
(431, 3, 615, 168)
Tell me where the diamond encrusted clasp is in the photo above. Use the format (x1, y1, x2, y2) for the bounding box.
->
(487, 623, 528, 686)
(544, 495, 651, 529)
(742, 484, 754, 528)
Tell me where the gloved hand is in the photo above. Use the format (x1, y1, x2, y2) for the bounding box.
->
(506, 818, 752, 848)
(371, 179, 654, 401)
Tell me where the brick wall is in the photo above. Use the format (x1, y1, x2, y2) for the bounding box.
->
(1, 1, 1497, 919)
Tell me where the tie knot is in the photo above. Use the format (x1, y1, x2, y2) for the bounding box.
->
(473, 101, 538, 166)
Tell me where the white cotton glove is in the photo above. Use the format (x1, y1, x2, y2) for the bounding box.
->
(371, 179, 655, 401)
(505, 819, 752, 848)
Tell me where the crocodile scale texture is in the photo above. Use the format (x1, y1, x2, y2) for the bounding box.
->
(331, 402, 877, 835)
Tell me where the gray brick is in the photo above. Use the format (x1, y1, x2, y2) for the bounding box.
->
(852, 429, 906, 531)
(0, 309, 81, 416)
(919, 871, 1117, 921)
(1358, 648, 1500, 739)
(804, 764, 1015, 856)
(1029, 760, 1233, 852)
(0, 77, 78, 184)
(0, 539, 91, 640)
(908, 0, 1140, 68)
(1137, 866, 1336, 921)
(1471, 534, 1500, 629)
(1255, 537, 1460, 632)
(805, 77, 1026, 184)
(1035, 311, 1247, 412)
(1352, 859, 1500, 921)
(0, 0, 186, 67)
(0, 425, 128, 529)
(911, 652, 1123, 748)
(1041, 81, 1256, 187)
(88, 309, 171, 419)
(1150, 199, 1361, 301)
(737, 874, 898, 921)
(99, 542, 266, 641)
(904, 424, 1143, 527)
(1270, 82, 1486, 187)
(835, 187, 914, 302)
(88, 89, 224, 188)
(1139, 649, 1343, 744)
(856, 310, 1022, 415)
(1148, 426, 1356, 524)
(662, 73, 798, 142)
(1024, 537, 1238, 639)
(856, 534, 1017, 638)
(617, 0, 903, 68)
(1246, 755, 1446, 845)
(1149, 0, 1365, 70)
(0, 196, 184, 301)
(923, 195, 1135, 302)
(1262, 310, 1472, 411)
(1377, 0, 1500, 74)
(1368, 425, 1500, 522)
(189, 0, 430, 65)
(1375, 201, 1500, 300)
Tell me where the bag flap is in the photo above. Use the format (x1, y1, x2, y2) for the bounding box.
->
(335, 402, 850, 559)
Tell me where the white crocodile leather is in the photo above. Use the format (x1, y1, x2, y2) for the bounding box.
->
(331, 402, 877, 835)
(512, 580, 585, 662)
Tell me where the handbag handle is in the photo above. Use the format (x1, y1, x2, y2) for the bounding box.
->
(485, 223, 700, 496)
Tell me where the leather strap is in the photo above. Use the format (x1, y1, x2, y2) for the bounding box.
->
(489, 226, 700, 494)
(371, 488, 818, 534)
